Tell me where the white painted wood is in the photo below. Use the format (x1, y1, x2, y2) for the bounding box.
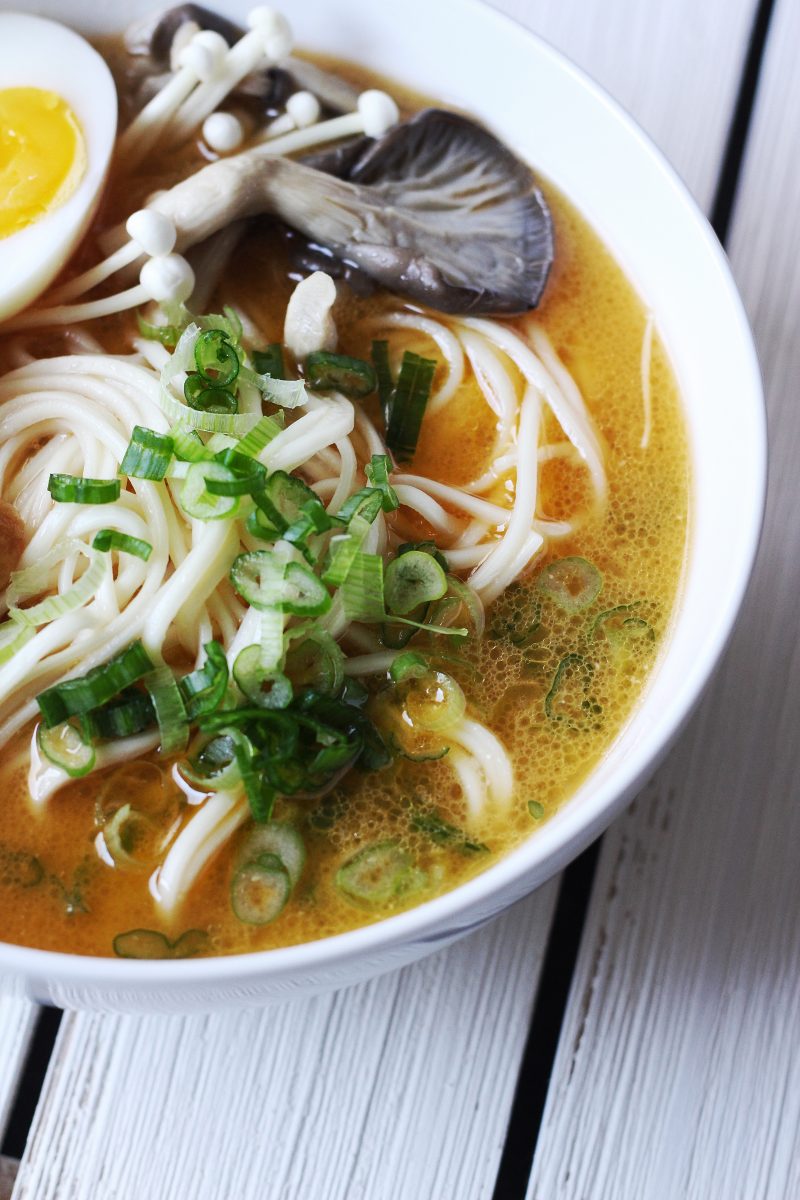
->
(12, 886, 557, 1200)
(528, 1, 800, 1196)
(6, 1, 760, 1195)
(0, 998, 37, 1141)
(492, 0, 756, 212)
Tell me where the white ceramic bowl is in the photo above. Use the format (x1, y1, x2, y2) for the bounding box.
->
(0, 0, 765, 1012)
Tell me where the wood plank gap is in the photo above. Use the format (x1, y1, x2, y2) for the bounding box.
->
(710, 0, 778, 240)
(0, 1010, 61, 1163)
(491, 841, 601, 1200)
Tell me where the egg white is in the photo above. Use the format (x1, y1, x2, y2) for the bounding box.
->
(0, 12, 117, 321)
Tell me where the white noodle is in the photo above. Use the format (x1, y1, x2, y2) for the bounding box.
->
(155, 791, 248, 914)
(366, 311, 465, 414)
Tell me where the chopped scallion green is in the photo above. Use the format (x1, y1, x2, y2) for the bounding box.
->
(48, 474, 121, 505)
(251, 344, 285, 379)
(36, 641, 155, 728)
(305, 351, 377, 398)
(385, 351, 436, 462)
(92, 530, 152, 560)
(119, 426, 174, 481)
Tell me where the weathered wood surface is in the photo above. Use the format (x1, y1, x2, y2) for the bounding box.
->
(12, 887, 558, 1200)
(528, 1, 800, 1196)
(0, 1001, 36, 1142)
(2, 0, 766, 1196)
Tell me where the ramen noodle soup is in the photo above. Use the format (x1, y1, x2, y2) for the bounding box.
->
(0, 6, 688, 959)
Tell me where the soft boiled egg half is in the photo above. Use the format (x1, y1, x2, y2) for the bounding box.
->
(0, 12, 117, 321)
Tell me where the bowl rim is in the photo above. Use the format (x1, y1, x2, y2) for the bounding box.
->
(0, 0, 767, 991)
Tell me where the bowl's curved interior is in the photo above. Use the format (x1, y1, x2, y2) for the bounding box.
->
(0, 0, 765, 1006)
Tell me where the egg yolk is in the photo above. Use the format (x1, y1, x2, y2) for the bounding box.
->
(0, 87, 86, 240)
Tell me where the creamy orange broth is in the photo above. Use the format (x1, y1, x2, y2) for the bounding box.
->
(0, 54, 689, 957)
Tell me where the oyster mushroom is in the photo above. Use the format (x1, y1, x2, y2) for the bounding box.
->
(151, 108, 554, 315)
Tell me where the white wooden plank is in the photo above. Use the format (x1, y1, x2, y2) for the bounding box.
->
(8, 2, 758, 1196)
(528, 1, 800, 1196)
(493, 0, 756, 212)
(12, 886, 557, 1200)
(0, 998, 37, 1141)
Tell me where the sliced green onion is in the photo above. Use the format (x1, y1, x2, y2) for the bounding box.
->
(397, 539, 449, 572)
(92, 530, 152, 561)
(180, 461, 240, 520)
(7, 540, 90, 605)
(0, 849, 44, 889)
(537, 557, 603, 613)
(113, 929, 174, 959)
(371, 339, 393, 420)
(322, 513, 371, 587)
(113, 928, 208, 959)
(0, 620, 34, 666)
(544, 653, 601, 731)
(170, 423, 212, 463)
(245, 508, 281, 542)
(235, 414, 284, 459)
(592, 604, 655, 647)
(381, 613, 469, 643)
(145, 666, 189, 755)
(48, 474, 121, 505)
(196, 305, 243, 346)
(181, 732, 242, 791)
(233, 645, 293, 709)
(235, 822, 305, 886)
(283, 498, 337, 558)
(233, 734, 274, 822)
(389, 651, 428, 682)
(251, 344, 285, 379)
(86, 688, 156, 739)
(180, 641, 229, 720)
(137, 314, 180, 347)
(242, 371, 307, 410)
(36, 721, 96, 778)
(285, 630, 344, 696)
(336, 841, 424, 909)
(184, 374, 239, 414)
(204, 451, 267, 497)
(160, 322, 260, 436)
(342, 552, 384, 623)
(10, 551, 107, 628)
(385, 550, 448, 616)
(230, 551, 331, 616)
(231, 853, 291, 924)
(254, 471, 320, 534)
(404, 670, 465, 732)
(260, 608, 285, 672)
(169, 929, 210, 958)
(410, 809, 488, 854)
(385, 351, 436, 462)
(36, 640, 155, 728)
(439, 575, 484, 637)
(305, 351, 377, 398)
(119, 426, 174, 481)
(528, 800, 545, 820)
(194, 328, 240, 387)
(364, 454, 399, 512)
